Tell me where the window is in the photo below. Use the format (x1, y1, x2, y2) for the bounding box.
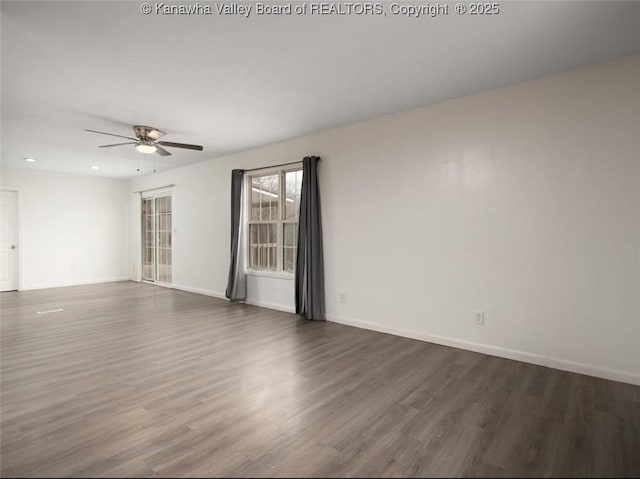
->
(248, 166, 302, 273)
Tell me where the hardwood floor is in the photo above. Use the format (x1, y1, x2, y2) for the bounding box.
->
(1, 281, 638, 478)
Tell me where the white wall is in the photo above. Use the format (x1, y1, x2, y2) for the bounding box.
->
(130, 159, 230, 295)
(1, 168, 130, 290)
(131, 54, 640, 385)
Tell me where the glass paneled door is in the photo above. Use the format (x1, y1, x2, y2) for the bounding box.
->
(142, 194, 172, 284)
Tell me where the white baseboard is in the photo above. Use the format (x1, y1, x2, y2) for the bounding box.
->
(20, 277, 130, 291)
(104, 280, 640, 386)
(327, 314, 640, 387)
(245, 298, 296, 314)
(161, 282, 296, 314)
(169, 283, 228, 300)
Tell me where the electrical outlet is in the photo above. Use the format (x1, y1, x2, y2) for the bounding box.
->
(339, 293, 346, 304)
(474, 311, 485, 326)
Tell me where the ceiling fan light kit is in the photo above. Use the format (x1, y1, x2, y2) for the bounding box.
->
(85, 125, 204, 158)
(135, 142, 157, 154)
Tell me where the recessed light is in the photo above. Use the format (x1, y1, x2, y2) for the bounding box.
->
(91, 165, 100, 170)
(23, 157, 37, 162)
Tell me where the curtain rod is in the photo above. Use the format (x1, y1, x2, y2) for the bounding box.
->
(133, 184, 175, 194)
(243, 160, 304, 173)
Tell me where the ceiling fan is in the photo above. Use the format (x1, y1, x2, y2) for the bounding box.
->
(85, 125, 203, 156)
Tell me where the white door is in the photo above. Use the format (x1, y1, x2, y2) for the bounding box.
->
(1, 190, 19, 291)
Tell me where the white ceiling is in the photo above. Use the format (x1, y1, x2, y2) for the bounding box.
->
(2, 1, 639, 179)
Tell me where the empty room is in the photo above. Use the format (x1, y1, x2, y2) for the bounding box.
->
(1, 0, 639, 477)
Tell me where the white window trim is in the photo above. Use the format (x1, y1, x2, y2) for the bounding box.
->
(245, 269, 295, 280)
(245, 163, 302, 276)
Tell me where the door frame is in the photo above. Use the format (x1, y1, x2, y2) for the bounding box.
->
(140, 188, 174, 287)
(1, 187, 22, 291)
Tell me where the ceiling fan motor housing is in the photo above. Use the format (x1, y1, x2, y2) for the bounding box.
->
(133, 125, 165, 140)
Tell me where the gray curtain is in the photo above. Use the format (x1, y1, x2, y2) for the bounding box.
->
(295, 156, 325, 320)
(225, 169, 246, 301)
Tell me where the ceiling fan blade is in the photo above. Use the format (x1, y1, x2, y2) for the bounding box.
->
(155, 145, 171, 156)
(99, 142, 138, 148)
(85, 129, 137, 141)
(158, 141, 203, 151)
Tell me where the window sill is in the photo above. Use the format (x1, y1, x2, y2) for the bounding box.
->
(245, 269, 295, 280)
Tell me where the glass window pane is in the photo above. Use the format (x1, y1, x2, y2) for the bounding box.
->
(270, 175, 279, 221)
(256, 174, 277, 221)
(269, 223, 276, 269)
(284, 248, 294, 273)
(248, 222, 277, 270)
(249, 224, 257, 268)
(250, 174, 282, 222)
(251, 178, 261, 220)
(269, 223, 276, 244)
(283, 223, 297, 272)
(264, 176, 271, 221)
(260, 201, 270, 221)
(285, 170, 302, 220)
(284, 223, 295, 247)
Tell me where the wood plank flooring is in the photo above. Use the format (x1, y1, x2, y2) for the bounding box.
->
(1, 281, 639, 477)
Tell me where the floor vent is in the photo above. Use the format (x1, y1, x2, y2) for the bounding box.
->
(36, 308, 64, 315)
